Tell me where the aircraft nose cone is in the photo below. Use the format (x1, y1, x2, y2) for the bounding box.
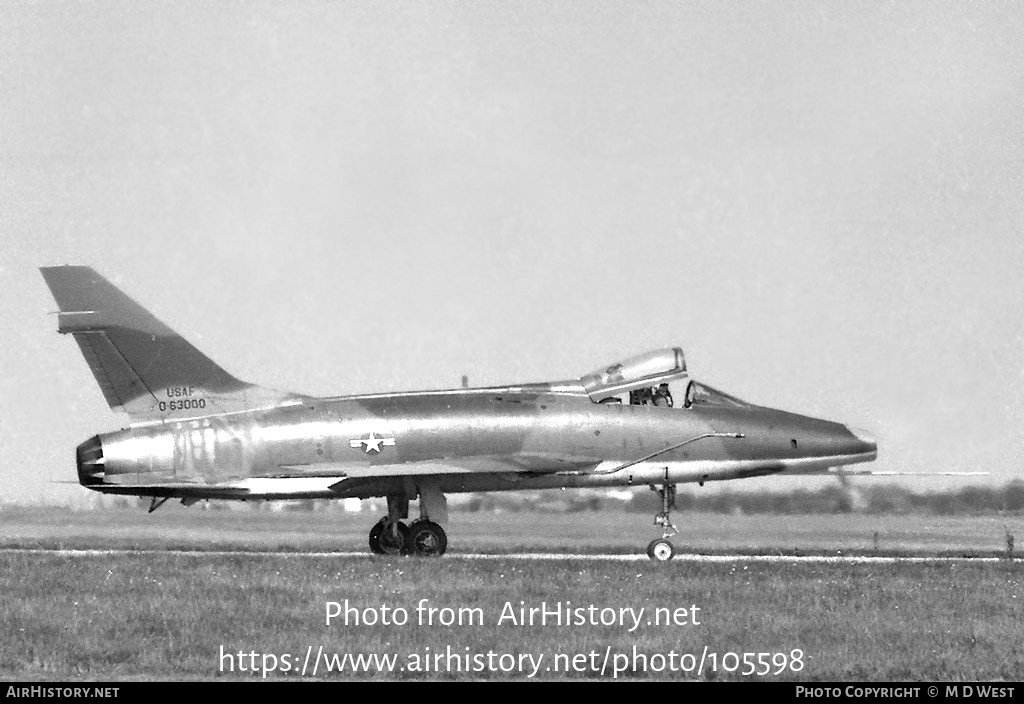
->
(845, 426, 877, 457)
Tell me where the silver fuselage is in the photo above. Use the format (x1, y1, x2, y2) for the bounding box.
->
(79, 385, 877, 501)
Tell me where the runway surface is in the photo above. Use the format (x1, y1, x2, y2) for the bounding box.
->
(0, 548, 1013, 563)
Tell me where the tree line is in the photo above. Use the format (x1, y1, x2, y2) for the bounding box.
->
(626, 481, 1024, 515)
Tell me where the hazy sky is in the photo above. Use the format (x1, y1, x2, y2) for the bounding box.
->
(1, 2, 1022, 504)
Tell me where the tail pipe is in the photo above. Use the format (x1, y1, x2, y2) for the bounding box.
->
(76, 435, 105, 486)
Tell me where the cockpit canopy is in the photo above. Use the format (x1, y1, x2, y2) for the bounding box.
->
(579, 347, 687, 401)
(580, 347, 750, 410)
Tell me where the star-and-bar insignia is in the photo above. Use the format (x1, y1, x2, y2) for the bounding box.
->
(349, 432, 397, 454)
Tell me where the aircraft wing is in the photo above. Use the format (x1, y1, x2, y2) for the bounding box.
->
(89, 462, 521, 496)
(279, 455, 587, 479)
(77, 455, 588, 501)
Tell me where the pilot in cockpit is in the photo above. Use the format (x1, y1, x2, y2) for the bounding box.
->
(586, 348, 745, 411)
(652, 383, 674, 407)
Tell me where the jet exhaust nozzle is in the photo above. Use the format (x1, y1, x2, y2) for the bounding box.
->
(76, 435, 105, 486)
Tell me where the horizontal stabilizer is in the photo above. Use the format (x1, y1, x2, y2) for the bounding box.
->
(87, 477, 348, 500)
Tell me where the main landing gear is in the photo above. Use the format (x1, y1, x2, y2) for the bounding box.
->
(646, 480, 678, 562)
(368, 518, 411, 555)
(368, 492, 448, 557)
(369, 518, 447, 557)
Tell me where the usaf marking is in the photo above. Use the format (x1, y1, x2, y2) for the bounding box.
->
(350, 432, 397, 453)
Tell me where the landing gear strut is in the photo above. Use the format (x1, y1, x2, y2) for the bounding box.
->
(369, 517, 411, 555)
(368, 494, 412, 555)
(368, 490, 448, 557)
(646, 478, 677, 562)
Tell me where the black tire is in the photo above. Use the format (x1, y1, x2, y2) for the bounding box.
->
(410, 521, 448, 557)
(375, 521, 411, 556)
(647, 538, 675, 562)
(368, 519, 386, 555)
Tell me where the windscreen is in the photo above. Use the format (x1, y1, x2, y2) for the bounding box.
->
(684, 381, 750, 409)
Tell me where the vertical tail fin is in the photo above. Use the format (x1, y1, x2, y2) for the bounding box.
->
(41, 266, 287, 420)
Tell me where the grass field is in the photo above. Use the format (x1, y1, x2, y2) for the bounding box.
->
(1, 506, 1022, 681)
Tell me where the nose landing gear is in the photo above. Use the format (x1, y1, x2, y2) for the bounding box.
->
(646, 479, 678, 562)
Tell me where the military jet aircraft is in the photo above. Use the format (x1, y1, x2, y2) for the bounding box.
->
(42, 266, 878, 560)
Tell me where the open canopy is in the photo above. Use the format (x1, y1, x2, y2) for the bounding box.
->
(579, 347, 687, 401)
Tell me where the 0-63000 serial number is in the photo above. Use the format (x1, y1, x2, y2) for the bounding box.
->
(159, 398, 206, 411)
